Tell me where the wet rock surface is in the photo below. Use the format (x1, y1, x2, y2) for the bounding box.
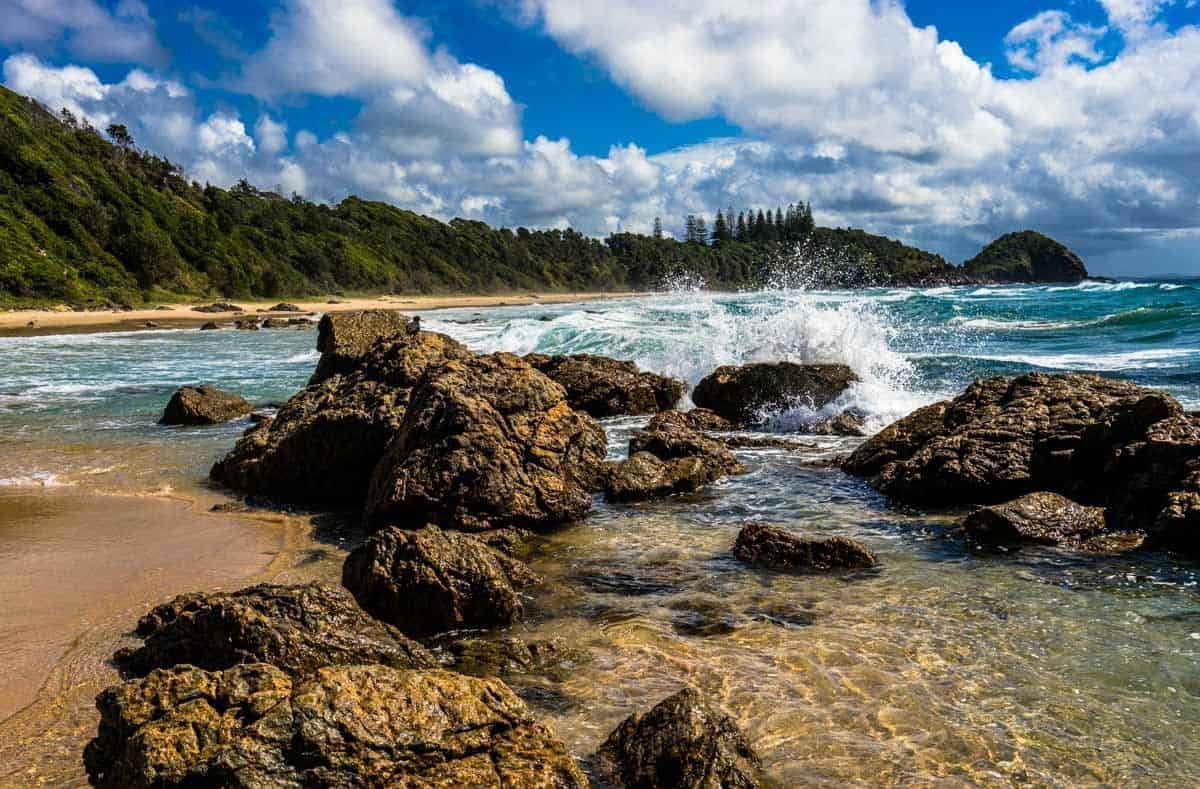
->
(310, 308, 414, 384)
(647, 408, 736, 432)
(159, 385, 250, 425)
(527, 353, 685, 417)
(692, 362, 858, 424)
(342, 525, 536, 636)
(84, 663, 588, 789)
(590, 687, 763, 789)
(732, 522, 878, 571)
(365, 352, 607, 531)
(844, 373, 1200, 554)
(605, 422, 745, 502)
(962, 492, 1111, 549)
(448, 636, 581, 681)
(114, 582, 435, 677)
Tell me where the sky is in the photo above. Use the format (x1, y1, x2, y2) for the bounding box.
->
(1, 1, 1198, 275)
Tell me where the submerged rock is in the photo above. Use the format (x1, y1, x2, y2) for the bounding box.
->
(605, 422, 745, 502)
(159, 385, 250, 426)
(84, 663, 588, 789)
(526, 353, 685, 417)
(844, 373, 1200, 554)
(310, 308, 414, 384)
(962, 492, 1111, 549)
(342, 525, 536, 636)
(114, 582, 435, 677)
(692, 362, 858, 424)
(449, 636, 580, 680)
(365, 352, 607, 531)
(732, 522, 878, 570)
(591, 687, 763, 789)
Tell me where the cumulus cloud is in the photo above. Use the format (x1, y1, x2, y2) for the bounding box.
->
(1005, 11, 1108, 73)
(0, 0, 165, 64)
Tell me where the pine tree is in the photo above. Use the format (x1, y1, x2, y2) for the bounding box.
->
(712, 210, 728, 244)
(736, 212, 747, 241)
(684, 214, 696, 243)
(653, 216, 663, 239)
(755, 209, 766, 241)
(775, 207, 784, 234)
(695, 215, 707, 244)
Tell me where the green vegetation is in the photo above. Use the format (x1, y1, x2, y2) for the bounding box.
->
(1, 85, 1029, 307)
(963, 230, 1088, 283)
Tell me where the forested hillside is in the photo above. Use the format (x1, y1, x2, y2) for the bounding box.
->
(0, 85, 1076, 307)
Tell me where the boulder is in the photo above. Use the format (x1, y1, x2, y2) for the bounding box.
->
(310, 309, 414, 384)
(260, 317, 289, 329)
(692, 362, 858, 424)
(192, 302, 243, 313)
(963, 230, 1088, 284)
(233, 318, 259, 330)
(526, 353, 685, 417)
(84, 663, 587, 789)
(364, 353, 607, 531)
(647, 408, 734, 432)
(605, 422, 745, 502)
(732, 522, 877, 570)
(845, 374, 1200, 555)
(804, 409, 867, 436)
(268, 302, 302, 312)
(114, 582, 435, 677)
(199, 321, 219, 330)
(449, 637, 580, 680)
(591, 687, 763, 789)
(342, 525, 536, 636)
(159, 385, 251, 426)
(962, 492, 1114, 549)
(210, 330, 471, 506)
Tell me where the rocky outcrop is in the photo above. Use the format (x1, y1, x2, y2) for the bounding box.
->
(365, 352, 607, 531)
(647, 408, 735, 432)
(962, 492, 1122, 550)
(692, 362, 858, 424)
(732, 522, 878, 570)
(310, 308, 414, 384)
(159, 385, 250, 426)
(449, 637, 579, 680)
(84, 663, 588, 789)
(845, 374, 1200, 555)
(268, 302, 302, 312)
(591, 687, 763, 789)
(342, 525, 536, 636)
(114, 582, 435, 677)
(963, 230, 1088, 284)
(605, 422, 745, 502)
(210, 329, 471, 506)
(199, 321, 219, 330)
(804, 409, 867, 436)
(192, 302, 243, 313)
(526, 353, 684, 417)
(260, 317, 289, 328)
(233, 318, 259, 330)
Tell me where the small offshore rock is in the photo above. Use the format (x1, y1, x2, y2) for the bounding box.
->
(268, 302, 302, 312)
(733, 522, 878, 570)
(260, 317, 289, 329)
(526, 353, 685, 417)
(963, 492, 1114, 549)
(693, 362, 859, 424)
(233, 318, 259, 330)
(342, 525, 535, 636)
(114, 582, 435, 677)
(159, 385, 251, 425)
(192, 301, 243, 313)
(647, 408, 735, 432)
(591, 687, 763, 789)
(605, 423, 745, 502)
(199, 320, 219, 330)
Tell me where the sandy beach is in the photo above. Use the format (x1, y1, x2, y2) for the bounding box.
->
(0, 291, 640, 336)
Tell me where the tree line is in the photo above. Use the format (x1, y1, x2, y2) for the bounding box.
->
(675, 203, 815, 245)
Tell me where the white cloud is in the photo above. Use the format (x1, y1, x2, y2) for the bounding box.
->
(255, 115, 288, 156)
(1005, 11, 1108, 73)
(0, 0, 165, 64)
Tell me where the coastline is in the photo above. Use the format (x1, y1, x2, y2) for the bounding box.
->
(0, 291, 643, 337)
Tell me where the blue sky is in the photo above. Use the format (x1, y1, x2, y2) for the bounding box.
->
(1, 1, 1198, 274)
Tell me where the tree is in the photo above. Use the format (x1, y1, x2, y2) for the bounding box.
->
(712, 210, 729, 244)
(755, 209, 766, 241)
(684, 214, 697, 243)
(736, 212, 747, 241)
(694, 215, 707, 244)
(653, 216, 663, 239)
(106, 123, 134, 149)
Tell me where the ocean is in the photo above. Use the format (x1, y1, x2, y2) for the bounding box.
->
(1, 280, 1198, 784)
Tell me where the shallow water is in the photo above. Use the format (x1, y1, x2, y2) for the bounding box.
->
(1, 282, 1199, 783)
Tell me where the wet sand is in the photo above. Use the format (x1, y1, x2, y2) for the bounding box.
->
(0, 488, 346, 786)
(0, 291, 641, 337)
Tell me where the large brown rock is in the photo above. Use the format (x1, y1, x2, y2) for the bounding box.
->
(732, 522, 878, 570)
(845, 374, 1200, 555)
(605, 422, 745, 502)
(114, 582, 435, 677)
(159, 385, 250, 426)
(591, 687, 763, 789)
(365, 353, 607, 531)
(526, 353, 685, 417)
(647, 408, 735, 432)
(692, 362, 858, 424)
(310, 308, 414, 384)
(962, 492, 1124, 550)
(210, 330, 471, 505)
(342, 525, 536, 636)
(84, 663, 588, 789)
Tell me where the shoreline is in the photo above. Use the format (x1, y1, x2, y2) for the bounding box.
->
(0, 291, 645, 337)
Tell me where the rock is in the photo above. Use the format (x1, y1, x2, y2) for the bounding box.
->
(717, 435, 819, 450)
(342, 525, 536, 636)
(140, 321, 159, 328)
(210, 330, 471, 506)
(962, 492, 1112, 549)
(804, 409, 867, 436)
(84, 663, 587, 789)
(963, 230, 1088, 284)
(364, 352, 607, 531)
(286, 317, 312, 327)
(260, 317, 289, 329)
(605, 422, 745, 502)
(268, 302, 302, 312)
(845, 374, 1200, 555)
(449, 637, 579, 680)
(310, 309, 413, 384)
(199, 321, 219, 330)
(159, 385, 251, 426)
(732, 522, 878, 570)
(113, 582, 435, 677)
(692, 362, 859, 424)
(192, 301, 243, 313)
(647, 408, 735, 432)
(154, 305, 172, 311)
(591, 687, 763, 789)
(526, 353, 685, 417)
(233, 318, 259, 330)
